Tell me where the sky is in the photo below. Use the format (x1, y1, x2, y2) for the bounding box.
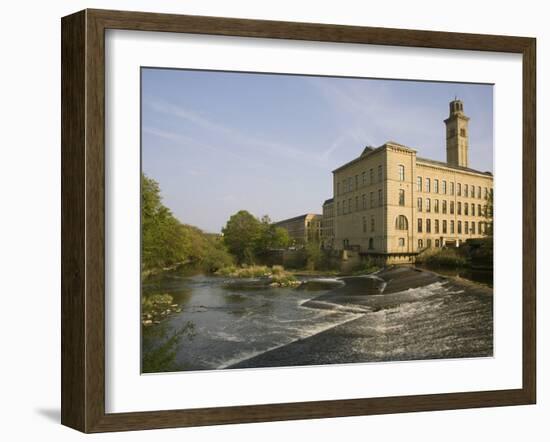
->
(142, 68, 493, 233)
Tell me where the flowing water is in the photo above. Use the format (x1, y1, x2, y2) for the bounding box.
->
(142, 269, 492, 372)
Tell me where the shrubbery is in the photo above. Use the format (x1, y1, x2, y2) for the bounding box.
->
(416, 248, 468, 267)
(141, 173, 234, 276)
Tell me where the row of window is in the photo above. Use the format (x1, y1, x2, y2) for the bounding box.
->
(417, 218, 488, 235)
(417, 176, 491, 200)
(337, 165, 383, 195)
(418, 238, 442, 249)
(337, 190, 383, 215)
(416, 198, 488, 217)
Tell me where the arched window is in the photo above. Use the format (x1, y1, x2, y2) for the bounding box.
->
(398, 165, 405, 181)
(395, 215, 408, 230)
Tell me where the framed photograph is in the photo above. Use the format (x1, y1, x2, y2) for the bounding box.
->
(61, 9, 536, 432)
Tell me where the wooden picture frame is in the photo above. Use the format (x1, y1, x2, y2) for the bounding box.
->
(61, 8, 536, 433)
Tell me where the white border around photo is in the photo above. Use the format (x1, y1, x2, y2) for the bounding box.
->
(105, 29, 523, 414)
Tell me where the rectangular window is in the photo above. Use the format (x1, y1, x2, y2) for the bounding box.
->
(378, 165, 382, 182)
(458, 221, 462, 234)
(426, 198, 431, 212)
(450, 182, 455, 195)
(417, 218, 422, 233)
(478, 204, 482, 216)
(435, 219, 439, 234)
(457, 183, 462, 196)
(426, 219, 431, 233)
(478, 221, 483, 234)
(434, 179, 439, 193)
(355, 175, 359, 189)
(362, 194, 366, 209)
(399, 189, 405, 206)
(470, 185, 475, 198)
(362, 216, 367, 233)
(418, 239, 423, 249)
(370, 192, 374, 208)
(362, 171, 366, 185)
(398, 237, 405, 247)
(425, 178, 431, 193)
(398, 165, 405, 181)
(349, 177, 353, 191)
(450, 220, 455, 234)
(378, 189, 382, 206)
(434, 199, 439, 213)
(442, 180, 447, 194)
(417, 197, 422, 212)
(417, 176, 422, 192)
(464, 184, 469, 198)
(465, 221, 469, 234)
(464, 203, 469, 216)
(371, 217, 375, 232)
(472, 222, 476, 234)
(343, 200, 347, 214)
(478, 186, 482, 199)
(450, 201, 455, 214)
(427, 239, 432, 248)
(457, 202, 462, 215)
(443, 220, 447, 234)
(355, 196, 359, 210)
(370, 169, 374, 184)
(442, 200, 447, 214)
(348, 198, 352, 212)
(484, 187, 488, 199)
(471, 203, 475, 216)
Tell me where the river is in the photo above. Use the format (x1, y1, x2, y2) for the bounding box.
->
(142, 267, 493, 372)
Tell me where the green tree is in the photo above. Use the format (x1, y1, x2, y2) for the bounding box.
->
(255, 215, 291, 252)
(304, 241, 322, 270)
(222, 210, 263, 264)
(141, 174, 188, 271)
(141, 173, 233, 274)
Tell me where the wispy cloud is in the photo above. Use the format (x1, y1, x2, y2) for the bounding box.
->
(146, 99, 332, 168)
(143, 126, 265, 169)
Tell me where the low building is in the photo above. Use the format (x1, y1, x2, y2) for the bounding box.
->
(327, 99, 493, 264)
(274, 213, 322, 246)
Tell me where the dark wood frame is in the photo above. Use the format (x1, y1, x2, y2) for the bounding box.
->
(61, 8, 536, 433)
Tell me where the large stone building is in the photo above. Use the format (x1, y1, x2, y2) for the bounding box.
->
(325, 99, 493, 264)
(274, 213, 322, 246)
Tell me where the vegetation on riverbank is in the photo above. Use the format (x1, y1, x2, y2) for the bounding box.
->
(141, 293, 182, 326)
(351, 257, 380, 275)
(142, 174, 234, 277)
(416, 237, 493, 270)
(142, 321, 195, 373)
(416, 247, 468, 267)
(215, 264, 300, 287)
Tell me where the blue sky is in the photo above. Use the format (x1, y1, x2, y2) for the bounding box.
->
(142, 68, 493, 233)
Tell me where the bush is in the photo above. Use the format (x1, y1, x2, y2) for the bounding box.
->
(352, 257, 380, 275)
(417, 248, 467, 267)
(215, 264, 270, 278)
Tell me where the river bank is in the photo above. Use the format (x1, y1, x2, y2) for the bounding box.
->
(228, 266, 493, 369)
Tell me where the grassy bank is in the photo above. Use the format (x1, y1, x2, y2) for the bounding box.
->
(415, 247, 468, 267)
(215, 264, 300, 287)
